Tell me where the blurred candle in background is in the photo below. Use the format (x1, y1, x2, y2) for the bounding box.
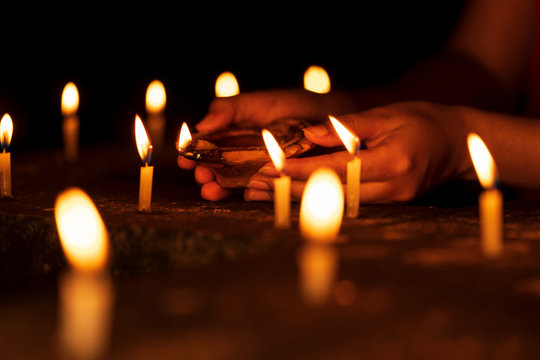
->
(215, 71, 239, 97)
(61, 82, 80, 162)
(303, 65, 331, 94)
(146, 80, 166, 149)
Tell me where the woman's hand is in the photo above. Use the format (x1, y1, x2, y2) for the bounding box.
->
(245, 101, 471, 203)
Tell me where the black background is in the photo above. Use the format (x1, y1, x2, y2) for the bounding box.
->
(1, 1, 465, 150)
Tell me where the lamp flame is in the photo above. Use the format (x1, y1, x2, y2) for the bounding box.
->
(262, 129, 285, 172)
(177, 122, 192, 151)
(304, 65, 331, 94)
(0, 113, 13, 150)
(300, 168, 344, 243)
(329, 115, 359, 155)
(55, 187, 109, 273)
(61, 82, 79, 116)
(467, 133, 497, 189)
(215, 72, 239, 97)
(145, 80, 166, 113)
(135, 115, 152, 163)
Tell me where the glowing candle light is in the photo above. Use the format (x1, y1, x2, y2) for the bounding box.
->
(303, 65, 331, 94)
(135, 115, 154, 212)
(176, 122, 192, 152)
(55, 187, 113, 360)
(467, 133, 503, 257)
(262, 129, 290, 229)
(215, 71, 240, 97)
(298, 168, 344, 306)
(329, 115, 361, 218)
(61, 82, 80, 162)
(146, 80, 166, 148)
(0, 113, 13, 198)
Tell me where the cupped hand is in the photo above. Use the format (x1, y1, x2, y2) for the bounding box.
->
(245, 101, 471, 203)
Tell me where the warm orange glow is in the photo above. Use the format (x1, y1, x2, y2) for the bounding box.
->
(262, 129, 285, 172)
(215, 71, 239, 97)
(300, 168, 344, 243)
(329, 115, 359, 155)
(177, 122, 192, 151)
(304, 65, 331, 94)
(55, 187, 109, 273)
(135, 115, 152, 162)
(61, 82, 79, 116)
(145, 80, 166, 113)
(467, 133, 497, 189)
(0, 113, 13, 149)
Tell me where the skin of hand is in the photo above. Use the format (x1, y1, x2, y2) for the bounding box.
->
(246, 101, 472, 203)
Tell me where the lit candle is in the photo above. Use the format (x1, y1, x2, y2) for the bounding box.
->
(298, 168, 344, 306)
(467, 133, 503, 257)
(54, 187, 113, 360)
(215, 71, 240, 97)
(303, 65, 331, 94)
(262, 129, 290, 229)
(146, 80, 166, 149)
(61, 82, 80, 162)
(329, 115, 361, 218)
(135, 115, 154, 212)
(0, 113, 13, 198)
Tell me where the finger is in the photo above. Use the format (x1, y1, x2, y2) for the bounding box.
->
(244, 189, 272, 202)
(196, 98, 235, 133)
(194, 166, 215, 184)
(201, 181, 231, 201)
(177, 156, 197, 170)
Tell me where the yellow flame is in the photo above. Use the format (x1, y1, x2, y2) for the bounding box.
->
(329, 115, 359, 155)
(135, 115, 151, 162)
(300, 168, 344, 243)
(0, 113, 13, 148)
(467, 133, 497, 189)
(215, 71, 239, 97)
(55, 187, 109, 272)
(177, 122, 192, 151)
(61, 82, 79, 116)
(145, 80, 166, 113)
(304, 65, 331, 94)
(262, 129, 285, 172)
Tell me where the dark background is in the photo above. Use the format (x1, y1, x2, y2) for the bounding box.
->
(1, 1, 466, 151)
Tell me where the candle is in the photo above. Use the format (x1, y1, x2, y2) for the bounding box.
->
(146, 80, 166, 149)
(54, 187, 113, 360)
(135, 115, 154, 212)
(262, 129, 290, 228)
(303, 65, 331, 94)
(215, 71, 240, 97)
(467, 133, 503, 257)
(298, 168, 344, 306)
(329, 115, 361, 218)
(0, 113, 13, 198)
(61, 82, 80, 162)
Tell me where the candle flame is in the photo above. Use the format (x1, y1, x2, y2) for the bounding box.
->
(0, 113, 13, 149)
(55, 187, 109, 272)
(177, 122, 192, 151)
(467, 133, 497, 189)
(329, 115, 359, 155)
(304, 65, 331, 94)
(300, 168, 344, 243)
(61, 82, 79, 116)
(262, 129, 285, 172)
(135, 115, 152, 163)
(215, 71, 240, 97)
(145, 80, 166, 113)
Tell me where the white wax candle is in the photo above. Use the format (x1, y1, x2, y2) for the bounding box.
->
(0, 150, 11, 197)
(298, 244, 338, 306)
(59, 271, 113, 360)
(274, 174, 291, 229)
(346, 156, 361, 218)
(138, 164, 154, 212)
(63, 115, 79, 162)
(480, 188, 503, 257)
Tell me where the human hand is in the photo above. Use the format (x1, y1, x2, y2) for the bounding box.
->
(245, 101, 471, 203)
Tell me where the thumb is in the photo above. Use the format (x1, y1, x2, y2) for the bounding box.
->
(195, 98, 235, 133)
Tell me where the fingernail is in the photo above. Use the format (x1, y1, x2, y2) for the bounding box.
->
(258, 166, 279, 176)
(304, 125, 328, 137)
(247, 180, 271, 191)
(245, 190, 272, 202)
